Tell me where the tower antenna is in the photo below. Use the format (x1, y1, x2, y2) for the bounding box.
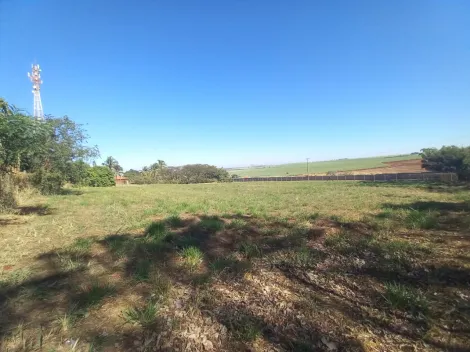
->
(27, 64, 44, 120)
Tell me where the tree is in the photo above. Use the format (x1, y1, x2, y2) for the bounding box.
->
(0, 97, 14, 116)
(68, 160, 91, 185)
(0, 112, 50, 172)
(85, 166, 115, 187)
(177, 164, 230, 184)
(102, 156, 122, 175)
(421, 146, 470, 177)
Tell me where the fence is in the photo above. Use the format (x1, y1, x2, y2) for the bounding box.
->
(233, 172, 457, 183)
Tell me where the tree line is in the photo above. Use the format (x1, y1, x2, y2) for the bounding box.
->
(123, 161, 232, 184)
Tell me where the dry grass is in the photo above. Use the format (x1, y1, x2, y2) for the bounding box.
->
(0, 181, 469, 351)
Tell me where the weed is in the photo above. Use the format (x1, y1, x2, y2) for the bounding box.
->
(227, 218, 247, 231)
(105, 236, 134, 258)
(290, 246, 318, 268)
(133, 259, 151, 282)
(231, 317, 262, 341)
(239, 242, 262, 259)
(56, 252, 87, 271)
(145, 221, 167, 241)
(150, 271, 172, 299)
(77, 282, 116, 309)
(57, 313, 76, 332)
(384, 282, 428, 314)
(166, 214, 184, 228)
(70, 238, 93, 253)
(180, 246, 204, 270)
(198, 217, 224, 233)
(123, 301, 159, 328)
(405, 209, 439, 229)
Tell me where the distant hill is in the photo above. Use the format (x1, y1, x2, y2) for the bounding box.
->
(228, 154, 421, 177)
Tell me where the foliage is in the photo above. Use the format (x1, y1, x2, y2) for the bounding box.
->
(0, 97, 14, 116)
(84, 166, 115, 187)
(0, 111, 49, 172)
(67, 160, 91, 185)
(421, 146, 470, 178)
(0, 98, 100, 194)
(30, 168, 64, 195)
(126, 162, 230, 184)
(172, 164, 230, 184)
(0, 173, 17, 210)
(102, 156, 122, 175)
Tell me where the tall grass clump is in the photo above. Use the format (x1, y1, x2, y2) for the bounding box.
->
(405, 209, 439, 229)
(0, 173, 17, 211)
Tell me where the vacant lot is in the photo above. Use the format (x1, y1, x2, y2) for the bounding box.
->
(229, 154, 421, 177)
(1, 182, 469, 351)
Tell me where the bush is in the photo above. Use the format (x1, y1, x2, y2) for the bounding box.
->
(0, 173, 17, 211)
(31, 169, 64, 195)
(67, 160, 90, 185)
(85, 166, 115, 187)
(421, 146, 470, 178)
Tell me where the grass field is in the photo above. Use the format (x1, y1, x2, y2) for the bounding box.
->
(1, 181, 469, 351)
(229, 154, 421, 177)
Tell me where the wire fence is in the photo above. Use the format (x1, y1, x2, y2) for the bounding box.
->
(233, 172, 457, 183)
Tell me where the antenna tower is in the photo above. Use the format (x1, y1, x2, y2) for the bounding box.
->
(27, 64, 44, 120)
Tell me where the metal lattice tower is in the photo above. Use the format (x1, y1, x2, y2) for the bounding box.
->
(27, 64, 44, 120)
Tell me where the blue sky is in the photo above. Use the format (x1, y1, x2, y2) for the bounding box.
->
(1, 0, 469, 170)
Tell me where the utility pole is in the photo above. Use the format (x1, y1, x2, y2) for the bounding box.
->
(306, 158, 310, 180)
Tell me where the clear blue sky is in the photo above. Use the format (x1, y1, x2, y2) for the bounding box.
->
(1, 0, 469, 170)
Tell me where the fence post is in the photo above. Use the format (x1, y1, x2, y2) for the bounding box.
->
(373, 174, 375, 182)
(396, 173, 398, 182)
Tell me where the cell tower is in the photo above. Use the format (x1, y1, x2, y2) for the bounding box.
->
(27, 64, 44, 120)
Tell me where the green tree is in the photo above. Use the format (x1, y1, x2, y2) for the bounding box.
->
(102, 156, 122, 175)
(421, 146, 470, 177)
(0, 112, 50, 172)
(0, 97, 14, 116)
(68, 160, 91, 185)
(85, 166, 115, 187)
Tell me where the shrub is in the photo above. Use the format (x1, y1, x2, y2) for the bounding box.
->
(0, 173, 17, 211)
(30, 169, 64, 195)
(84, 166, 115, 187)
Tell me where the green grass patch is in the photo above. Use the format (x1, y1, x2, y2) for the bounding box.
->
(70, 238, 93, 253)
(405, 209, 439, 229)
(145, 221, 167, 240)
(180, 246, 204, 270)
(133, 258, 151, 282)
(197, 217, 224, 233)
(384, 282, 428, 315)
(123, 301, 160, 328)
(77, 282, 116, 309)
(165, 214, 185, 228)
(239, 242, 262, 259)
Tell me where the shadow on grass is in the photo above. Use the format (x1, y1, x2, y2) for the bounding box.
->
(360, 180, 470, 193)
(1, 206, 470, 351)
(16, 204, 54, 216)
(59, 188, 84, 196)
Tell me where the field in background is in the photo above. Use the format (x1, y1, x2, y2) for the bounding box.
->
(228, 154, 421, 177)
(1, 182, 469, 351)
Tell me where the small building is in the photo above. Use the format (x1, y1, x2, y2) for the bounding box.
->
(115, 175, 129, 185)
